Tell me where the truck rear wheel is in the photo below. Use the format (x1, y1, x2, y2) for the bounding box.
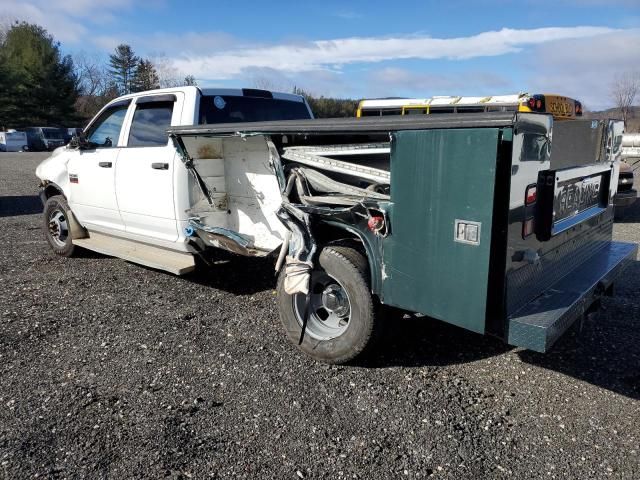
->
(43, 195, 76, 257)
(277, 246, 380, 364)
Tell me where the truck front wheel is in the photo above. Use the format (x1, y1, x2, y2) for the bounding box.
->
(277, 246, 380, 364)
(43, 195, 76, 257)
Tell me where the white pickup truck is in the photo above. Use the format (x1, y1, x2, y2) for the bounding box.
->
(36, 86, 313, 270)
(36, 91, 636, 365)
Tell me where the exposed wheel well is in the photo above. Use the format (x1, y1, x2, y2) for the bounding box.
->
(316, 224, 371, 283)
(317, 224, 364, 251)
(42, 183, 64, 200)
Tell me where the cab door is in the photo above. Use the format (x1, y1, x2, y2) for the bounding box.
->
(67, 100, 131, 231)
(115, 93, 183, 242)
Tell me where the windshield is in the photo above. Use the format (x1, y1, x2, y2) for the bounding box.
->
(199, 95, 311, 124)
(42, 128, 64, 139)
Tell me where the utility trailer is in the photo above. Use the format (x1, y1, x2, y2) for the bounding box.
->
(168, 113, 636, 363)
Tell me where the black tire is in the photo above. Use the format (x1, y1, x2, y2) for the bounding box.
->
(43, 195, 76, 257)
(277, 246, 381, 364)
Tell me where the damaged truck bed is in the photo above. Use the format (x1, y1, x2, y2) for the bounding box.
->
(168, 113, 637, 363)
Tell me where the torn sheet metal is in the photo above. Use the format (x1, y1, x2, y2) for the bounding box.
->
(188, 218, 265, 256)
(276, 203, 317, 295)
(267, 137, 287, 193)
(288, 167, 389, 206)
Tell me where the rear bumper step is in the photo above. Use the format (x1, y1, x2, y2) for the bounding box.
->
(507, 241, 637, 352)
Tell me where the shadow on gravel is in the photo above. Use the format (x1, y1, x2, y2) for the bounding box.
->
(519, 332, 640, 400)
(358, 316, 512, 368)
(519, 260, 640, 400)
(0, 195, 42, 217)
(614, 200, 640, 223)
(185, 251, 277, 295)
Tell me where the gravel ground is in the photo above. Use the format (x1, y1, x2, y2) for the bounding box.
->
(1, 152, 639, 479)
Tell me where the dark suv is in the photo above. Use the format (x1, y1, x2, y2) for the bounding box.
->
(25, 127, 66, 152)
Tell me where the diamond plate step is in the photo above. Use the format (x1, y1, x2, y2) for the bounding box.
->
(507, 241, 637, 352)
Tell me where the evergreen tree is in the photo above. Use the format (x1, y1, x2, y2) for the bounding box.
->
(131, 59, 159, 92)
(108, 44, 139, 95)
(0, 21, 79, 127)
(292, 86, 358, 118)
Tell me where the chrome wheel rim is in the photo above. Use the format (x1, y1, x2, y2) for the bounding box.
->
(48, 208, 69, 248)
(293, 270, 351, 340)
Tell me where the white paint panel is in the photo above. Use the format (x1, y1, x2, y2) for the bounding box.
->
(222, 136, 285, 251)
(67, 148, 124, 231)
(186, 136, 285, 252)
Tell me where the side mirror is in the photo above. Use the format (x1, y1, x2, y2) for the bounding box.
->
(69, 132, 90, 150)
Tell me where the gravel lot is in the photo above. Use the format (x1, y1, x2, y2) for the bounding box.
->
(1, 152, 639, 479)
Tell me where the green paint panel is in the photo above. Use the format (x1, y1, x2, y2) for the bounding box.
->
(382, 128, 500, 333)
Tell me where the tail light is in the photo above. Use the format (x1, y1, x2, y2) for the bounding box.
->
(525, 185, 537, 205)
(531, 95, 546, 112)
(522, 184, 537, 238)
(575, 100, 583, 116)
(367, 214, 384, 232)
(367, 211, 387, 236)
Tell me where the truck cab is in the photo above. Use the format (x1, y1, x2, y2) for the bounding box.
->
(35, 86, 313, 265)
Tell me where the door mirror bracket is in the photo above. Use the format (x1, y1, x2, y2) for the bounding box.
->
(69, 132, 90, 150)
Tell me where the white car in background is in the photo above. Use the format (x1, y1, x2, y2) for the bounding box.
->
(0, 130, 28, 152)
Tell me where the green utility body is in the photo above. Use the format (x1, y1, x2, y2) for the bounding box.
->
(170, 112, 637, 355)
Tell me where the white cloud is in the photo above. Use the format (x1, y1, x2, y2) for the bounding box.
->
(93, 30, 239, 55)
(0, 0, 140, 43)
(365, 67, 511, 97)
(527, 29, 640, 110)
(0, 1, 88, 42)
(171, 26, 617, 80)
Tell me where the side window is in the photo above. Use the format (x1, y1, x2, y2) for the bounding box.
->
(128, 101, 174, 147)
(86, 103, 130, 148)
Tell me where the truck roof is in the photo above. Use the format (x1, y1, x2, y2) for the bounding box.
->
(112, 86, 306, 104)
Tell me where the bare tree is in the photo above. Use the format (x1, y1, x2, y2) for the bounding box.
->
(73, 52, 117, 120)
(251, 75, 292, 93)
(150, 55, 183, 88)
(75, 52, 110, 97)
(610, 71, 639, 126)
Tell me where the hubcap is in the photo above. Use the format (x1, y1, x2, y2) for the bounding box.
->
(48, 209, 69, 248)
(293, 270, 351, 341)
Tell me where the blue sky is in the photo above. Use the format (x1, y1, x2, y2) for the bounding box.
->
(2, 0, 639, 109)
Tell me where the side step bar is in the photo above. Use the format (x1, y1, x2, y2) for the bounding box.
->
(73, 231, 196, 275)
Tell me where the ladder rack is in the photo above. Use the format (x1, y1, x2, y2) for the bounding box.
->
(281, 143, 391, 184)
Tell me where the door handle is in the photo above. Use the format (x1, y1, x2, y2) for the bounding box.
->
(151, 163, 169, 170)
(98, 161, 112, 168)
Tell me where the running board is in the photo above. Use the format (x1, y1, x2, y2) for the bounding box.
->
(73, 231, 196, 275)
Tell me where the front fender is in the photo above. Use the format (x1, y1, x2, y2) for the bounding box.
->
(35, 147, 73, 200)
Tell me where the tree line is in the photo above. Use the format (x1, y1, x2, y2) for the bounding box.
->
(0, 21, 200, 128)
(0, 20, 361, 129)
